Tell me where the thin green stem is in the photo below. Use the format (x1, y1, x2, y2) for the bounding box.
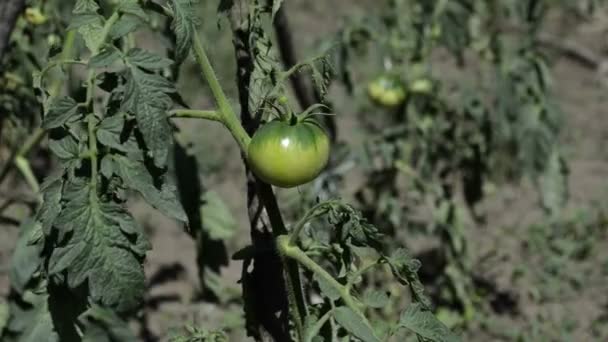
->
(345, 261, 379, 291)
(168, 109, 222, 122)
(49, 30, 77, 97)
(87, 114, 99, 192)
(39, 59, 86, 84)
(84, 12, 120, 109)
(83, 11, 118, 198)
(288, 201, 335, 246)
(278, 236, 365, 318)
(14, 156, 40, 199)
(97, 13, 120, 54)
(0, 128, 45, 187)
(18, 128, 45, 157)
(305, 308, 334, 342)
(191, 29, 251, 152)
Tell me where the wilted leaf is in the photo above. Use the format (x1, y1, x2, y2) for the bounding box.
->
(398, 304, 460, 342)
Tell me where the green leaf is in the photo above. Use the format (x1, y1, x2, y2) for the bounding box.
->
(117, 0, 148, 21)
(126, 48, 173, 70)
(43, 96, 80, 129)
(36, 174, 64, 235)
(48, 185, 150, 312)
(113, 155, 187, 222)
(7, 291, 58, 342)
(110, 14, 144, 40)
(69, 13, 105, 52)
(200, 191, 237, 240)
(122, 66, 174, 167)
(68, 13, 102, 30)
(96, 115, 135, 152)
(100, 155, 115, 178)
(9, 220, 44, 294)
(170, 0, 197, 63)
(333, 307, 380, 342)
(314, 272, 340, 301)
(385, 248, 432, 309)
(80, 304, 138, 342)
(48, 135, 83, 169)
(73, 0, 99, 13)
(362, 289, 390, 309)
(398, 304, 460, 342)
(89, 47, 121, 68)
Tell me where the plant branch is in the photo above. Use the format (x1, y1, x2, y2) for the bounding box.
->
(168, 109, 222, 122)
(277, 236, 366, 318)
(304, 308, 334, 342)
(288, 201, 335, 246)
(87, 114, 98, 192)
(191, 28, 251, 152)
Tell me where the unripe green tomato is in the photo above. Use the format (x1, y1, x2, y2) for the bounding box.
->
(247, 118, 330, 188)
(367, 75, 406, 108)
(410, 78, 433, 94)
(25, 7, 47, 25)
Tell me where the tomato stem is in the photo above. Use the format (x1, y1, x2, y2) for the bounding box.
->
(190, 28, 251, 153)
(288, 201, 335, 246)
(277, 236, 368, 320)
(168, 109, 222, 122)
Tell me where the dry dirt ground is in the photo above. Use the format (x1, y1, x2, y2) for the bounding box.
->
(1, 1, 608, 341)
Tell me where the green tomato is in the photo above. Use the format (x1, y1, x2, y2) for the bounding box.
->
(367, 75, 406, 108)
(247, 118, 330, 188)
(25, 7, 47, 25)
(409, 78, 433, 94)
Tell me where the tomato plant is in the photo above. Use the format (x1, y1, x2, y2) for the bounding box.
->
(1, 0, 606, 341)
